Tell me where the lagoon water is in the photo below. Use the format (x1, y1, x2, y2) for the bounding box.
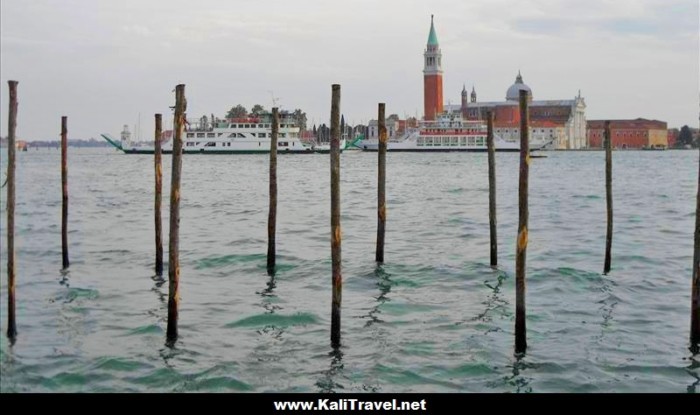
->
(1, 147, 699, 393)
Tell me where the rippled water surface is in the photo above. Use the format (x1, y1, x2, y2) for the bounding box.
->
(1, 148, 699, 393)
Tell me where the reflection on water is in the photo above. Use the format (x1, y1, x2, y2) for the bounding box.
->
(472, 269, 508, 329)
(362, 265, 392, 328)
(687, 357, 700, 393)
(59, 269, 70, 287)
(316, 347, 345, 393)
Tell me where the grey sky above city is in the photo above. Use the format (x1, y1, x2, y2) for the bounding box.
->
(1, 0, 698, 140)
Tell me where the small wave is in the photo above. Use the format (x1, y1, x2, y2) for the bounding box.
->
(226, 312, 320, 328)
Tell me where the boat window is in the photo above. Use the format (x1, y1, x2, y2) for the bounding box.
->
(205, 142, 216, 147)
(196, 133, 205, 138)
(460, 137, 466, 146)
(237, 133, 245, 138)
(244, 124, 250, 128)
(207, 133, 215, 138)
(280, 133, 286, 138)
(186, 133, 194, 138)
(228, 133, 236, 138)
(417, 138, 424, 146)
(279, 141, 289, 147)
(231, 124, 236, 128)
(258, 133, 266, 138)
(265, 124, 270, 128)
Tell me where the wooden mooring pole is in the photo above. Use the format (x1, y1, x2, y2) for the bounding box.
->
(604, 121, 613, 275)
(61, 116, 69, 269)
(6, 80, 18, 340)
(376, 103, 387, 263)
(515, 89, 529, 354)
(154, 114, 163, 277)
(330, 84, 342, 348)
(267, 107, 279, 275)
(691, 144, 700, 351)
(487, 110, 497, 267)
(167, 84, 186, 342)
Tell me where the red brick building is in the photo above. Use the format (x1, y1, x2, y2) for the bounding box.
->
(587, 119, 668, 149)
(667, 128, 679, 148)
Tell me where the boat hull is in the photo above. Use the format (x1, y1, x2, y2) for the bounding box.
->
(121, 148, 316, 155)
(358, 147, 522, 152)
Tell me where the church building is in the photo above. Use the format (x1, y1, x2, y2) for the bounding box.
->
(422, 16, 588, 149)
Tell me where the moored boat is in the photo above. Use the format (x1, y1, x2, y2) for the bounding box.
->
(102, 110, 334, 154)
(358, 113, 553, 152)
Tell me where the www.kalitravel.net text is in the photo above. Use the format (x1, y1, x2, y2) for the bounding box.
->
(273, 398, 428, 411)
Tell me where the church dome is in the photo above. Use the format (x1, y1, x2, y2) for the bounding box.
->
(506, 71, 532, 101)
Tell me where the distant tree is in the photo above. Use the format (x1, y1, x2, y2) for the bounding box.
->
(292, 109, 307, 131)
(251, 104, 265, 115)
(312, 124, 317, 137)
(387, 113, 400, 122)
(678, 125, 693, 148)
(340, 114, 345, 137)
(319, 123, 329, 142)
(226, 105, 247, 119)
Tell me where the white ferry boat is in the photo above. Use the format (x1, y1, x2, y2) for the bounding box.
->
(359, 113, 553, 152)
(102, 111, 343, 154)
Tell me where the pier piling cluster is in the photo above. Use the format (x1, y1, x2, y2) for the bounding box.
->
(4, 81, 700, 355)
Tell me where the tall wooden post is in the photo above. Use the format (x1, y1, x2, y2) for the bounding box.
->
(376, 103, 387, 263)
(691, 144, 700, 351)
(604, 121, 613, 275)
(487, 110, 497, 267)
(515, 90, 529, 354)
(154, 114, 163, 277)
(61, 116, 69, 269)
(330, 84, 342, 348)
(167, 84, 186, 343)
(267, 107, 279, 275)
(6, 80, 18, 339)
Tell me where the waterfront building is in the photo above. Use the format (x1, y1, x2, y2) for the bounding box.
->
(587, 119, 668, 149)
(458, 73, 588, 149)
(367, 118, 399, 140)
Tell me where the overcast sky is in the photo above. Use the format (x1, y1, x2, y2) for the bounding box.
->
(1, 0, 698, 140)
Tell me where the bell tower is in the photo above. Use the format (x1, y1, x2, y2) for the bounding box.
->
(423, 15, 443, 121)
(461, 84, 468, 110)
